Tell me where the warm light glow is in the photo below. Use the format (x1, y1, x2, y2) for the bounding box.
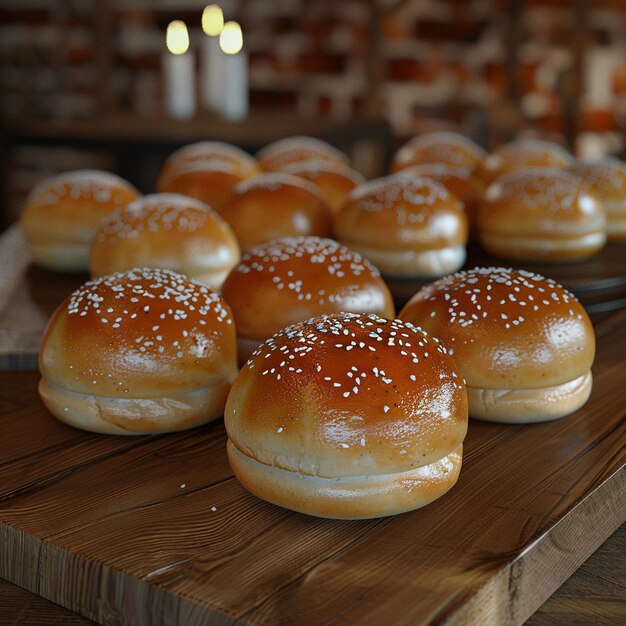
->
(219, 21, 243, 55)
(166, 20, 190, 55)
(202, 5, 224, 36)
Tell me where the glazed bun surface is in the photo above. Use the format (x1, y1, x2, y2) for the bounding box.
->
(225, 313, 467, 518)
(477, 138, 573, 185)
(222, 173, 332, 251)
(477, 168, 607, 261)
(399, 267, 595, 423)
(334, 175, 468, 278)
(257, 136, 349, 172)
(569, 158, 626, 240)
(89, 193, 240, 289)
(156, 143, 260, 215)
(282, 160, 365, 214)
(39, 268, 237, 434)
(20, 170, 140, 272)
(390, 131, 486, 174)
(221, 236, 394, 359)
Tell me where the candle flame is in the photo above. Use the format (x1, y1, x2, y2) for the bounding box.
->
(219, 21, 243, 55)
(166, 20, 190, 55)
(202, 5, 224, 36)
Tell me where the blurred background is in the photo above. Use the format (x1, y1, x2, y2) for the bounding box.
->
(2, 0, 626, 227)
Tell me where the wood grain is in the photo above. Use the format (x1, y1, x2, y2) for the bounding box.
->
(0, 310, 625, 625)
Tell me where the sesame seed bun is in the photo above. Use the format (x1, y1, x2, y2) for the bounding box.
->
(225, 313, 468, 518)
(256, 136, 349, 172)
(334, 175, 468, 278)
(281, 160, 365, 214)
(477, 168, 607, 262)
(220, 173, 332, 251)
(399, 267, 595, 423)
(89, 193, 240, 289)
(476, 138, 573, 186)
(156, 143, 260, 216)
(20, 170, 140, 272)
(569, 158, 626, 241)
(39, 268, 237, 434)
(390, 131, 486, 175)
(221, 236, 395, 362)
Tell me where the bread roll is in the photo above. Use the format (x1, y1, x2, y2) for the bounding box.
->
(157, 142, 260, 216)
(476, 138, 573, 186)
(257, 136, 349, 172)
(399, 267, 595, 423)
(221, 236, 395, 362)
(89, 193, 240, 289)
(477, 168, 607, 262)
(225, 312, 468, 518)
(334, 175, 468, 278)
(20, 170, 140, 272)
(281, 160, 365, 214)
(569, 158, 626, 241)
(221, 173, 332, 251)
(39, 268, 237, 434)
(390, 131, 486, 174)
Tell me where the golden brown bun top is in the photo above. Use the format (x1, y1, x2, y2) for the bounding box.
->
(157, 141, 260, 187)
(281, 160, 365, 213)
(223, 173, 332, 251)
(477, 168, 606, 236)
(20, 170, 140, 240)
(569, 158, 626, 212)
(334, 175, 468, 250)
(221, 236, 395, 340)
(390, 132, 486, 174)
(477, 138, 573, 185)
(399, 267, 595, 390)
(225, 313, 467, 478)
(40, 268, 236, 398)
(256, 136, 349, 172)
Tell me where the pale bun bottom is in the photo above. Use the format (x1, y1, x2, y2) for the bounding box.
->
(237, 335, 263, 365)
(340, 243, 466, 279)
(28, 241, 89, 272)
(479, 232, 607, 262)
(467, 371, 592, 423)
(39, 377, 232, 435)
(227, 441, 463, 519)
(607, 215, 626, 241)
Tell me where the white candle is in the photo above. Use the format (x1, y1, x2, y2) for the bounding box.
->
(219, 21, 249, 121)
(201, 5, 225, 112)
(164, 20, 196, 119)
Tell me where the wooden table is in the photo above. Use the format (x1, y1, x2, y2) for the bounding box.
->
(0, 306, 624, 625)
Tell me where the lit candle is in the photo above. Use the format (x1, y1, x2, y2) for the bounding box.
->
(201, 4, 225, 112)
(219, 21, 248, 121)
(163, 20, 196, 119)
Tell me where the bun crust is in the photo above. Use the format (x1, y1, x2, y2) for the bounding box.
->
(257, 136, 349, 172)
(39, 268, 237, 434)
(390, 131, 486, 174)
(476, 139, 573, 185)
(334, 175, 468, 278)
(222, 173, 332, 251)
(569, 158, 626, 240)
(20, 170, 140, 272)
(477, 169, 607, 261)
(89, 193, 240, 289)
(157, 143, 260, 215)
(221, 237, 395, 358)
(399, 267, 595, 422)
(225, 313, 468, 518)
(282, 160, 365, 214)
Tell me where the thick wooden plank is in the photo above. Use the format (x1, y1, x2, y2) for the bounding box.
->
(0, 309, 624, 625)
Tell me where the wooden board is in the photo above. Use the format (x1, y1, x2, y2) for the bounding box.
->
(0, 309, 625, 626)
(3, 225, 624, 370)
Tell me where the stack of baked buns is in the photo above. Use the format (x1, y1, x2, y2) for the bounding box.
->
(24, 130, 617, 520)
